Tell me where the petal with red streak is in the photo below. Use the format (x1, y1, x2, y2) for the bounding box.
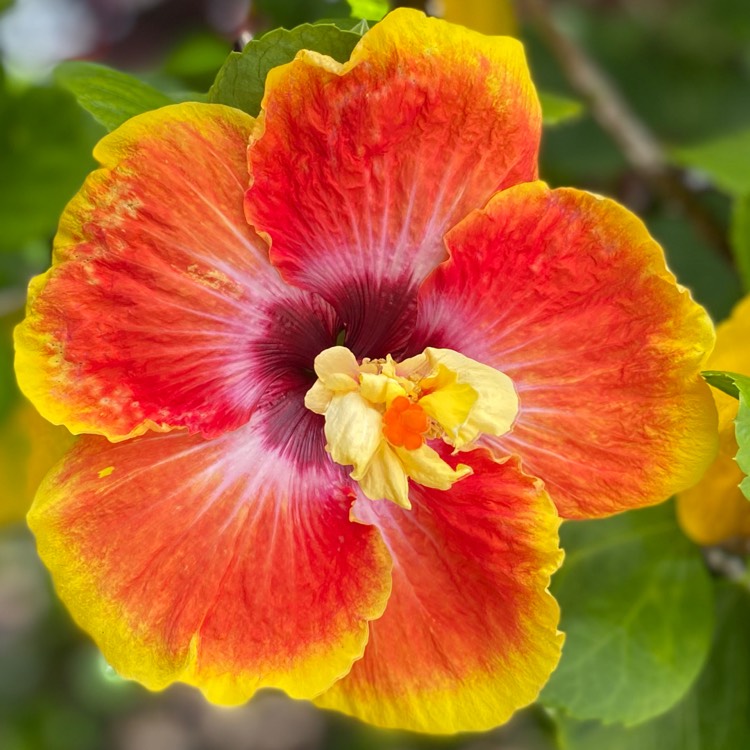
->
(411, 182, 717, 519)
(28, 425, 391, 703)
(246, 8, 540, 358)
(316, 450, 562, 734)
(15, 102, 338, 441)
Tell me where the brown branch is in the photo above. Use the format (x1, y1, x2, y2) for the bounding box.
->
(521, 0, 733, 263)
(704, 545, 750, 584)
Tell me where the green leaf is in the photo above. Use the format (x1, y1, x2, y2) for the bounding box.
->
(208, 24, 361, 117)
(347, 0, 388, 20)
(162, 32, 231, 91)
(701, 370, 750, 498)
(55, 61, 175, 132)
(702, 370, 742, 398)
(648, 212, 742, 322)
(733, 374, 750, 499)
(308, 17, 369, 33)
(671, 129, 750, 196)
(558, 582, 750, 750)
(731, 194, 750, 291)
(539, 91, 584, 126)
(739, 409, 750, 500)
(349, 18, 370, 35)
(0, 76, 96, 260)
(540, 503, 714, 726)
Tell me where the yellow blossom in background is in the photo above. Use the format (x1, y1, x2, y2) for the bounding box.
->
(678, 294, 750, 545)
(439, 0, 517, 35)
(0, 399, 74, 527)
(0, 310, 75, 527)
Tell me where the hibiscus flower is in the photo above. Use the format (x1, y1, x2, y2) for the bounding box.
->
(14, 9, 717, 734)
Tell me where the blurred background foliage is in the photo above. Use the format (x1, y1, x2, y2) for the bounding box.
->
(1, 0, 750, 748)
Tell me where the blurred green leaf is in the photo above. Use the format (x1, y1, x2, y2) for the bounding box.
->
(162, 32, 231, 91)
(0, 311, 22, 420)
(323, 705, 559, 750)
(347, 0, 387, 20)
(700, 371, 750, 499)
(539, 91, 584, 126)
(653, 0, 750, 62)
(528, 3, 750, 143)
(559, 582, 750, 750)
(254, 0, 350, 29)
(55, 61, 175, 132)
(209, 23, 360, 116)
(0, 0, 13, 12)
(165, 90, 208, 103)
(0, 74, 96, 259)
(731, 194, 750, 291)
(648, 212, 741, 322)
(540, 114, 627, 185)
(540, 503, 714, 726)
(671, 129, 750, 196)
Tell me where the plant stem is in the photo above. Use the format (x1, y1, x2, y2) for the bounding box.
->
(521, 0, 733, 263)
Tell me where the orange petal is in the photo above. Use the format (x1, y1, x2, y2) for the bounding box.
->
(412, 182, 717, 519)
(15, 102, 337, 441)
(28, 425, 391, 703)
(246, 8, 540, 357)
(678, 294, 750, 544)
(316, 450, 562, 733)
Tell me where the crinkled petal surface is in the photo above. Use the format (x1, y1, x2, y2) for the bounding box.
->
(325, 391, 383, 477)
(246, 8, 540, 358)
(411, 182, 717, 519)
(316, 450, 562, 734)
(417, 347, 518, 449)
(16, 102, 338, 441)
(357, 442, 411, 510)
(27, 424, 392, 703)
(678, 294, 750, 544)
(393, 442, 471, 490)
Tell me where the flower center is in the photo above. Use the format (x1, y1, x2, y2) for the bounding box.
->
(304, 345, 518, 508)
(382, 396, 430, 450)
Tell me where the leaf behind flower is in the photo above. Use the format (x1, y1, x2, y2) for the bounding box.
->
(702, 370, 750, 499)
(55, 61, 175, 132)
(208, 24, 361, 117)
(540, 503, 714, 726)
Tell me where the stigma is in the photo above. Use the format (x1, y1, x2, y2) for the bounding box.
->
(304, 346, 518, 509)
(383, 396, 430, 450)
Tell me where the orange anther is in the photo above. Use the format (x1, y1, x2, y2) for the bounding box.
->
(383, 398, 429, 450)
(390, 396, 411, 413)
(401, 407, 429, 433)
